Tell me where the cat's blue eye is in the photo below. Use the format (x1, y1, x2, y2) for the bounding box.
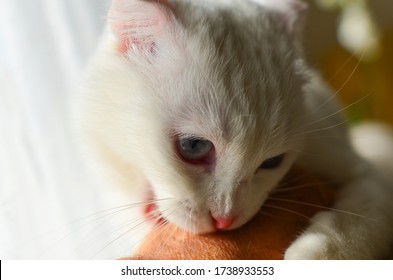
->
(177, 137, 214, 163)
(259, 154, 285, 169)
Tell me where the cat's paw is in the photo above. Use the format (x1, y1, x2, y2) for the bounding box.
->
(284, 212, 343, 260)
(284, 232, 335, 259)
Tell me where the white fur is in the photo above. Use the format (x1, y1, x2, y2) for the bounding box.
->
(74, 0, 393, 259)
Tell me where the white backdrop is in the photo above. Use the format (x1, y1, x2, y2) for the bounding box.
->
(0, 0, 140, 259)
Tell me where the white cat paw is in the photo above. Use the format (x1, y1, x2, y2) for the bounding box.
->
(284, 211, 343, 259)
(284, 232, 332, 259)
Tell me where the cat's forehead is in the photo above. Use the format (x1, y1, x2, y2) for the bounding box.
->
(172, 11, 304, 137)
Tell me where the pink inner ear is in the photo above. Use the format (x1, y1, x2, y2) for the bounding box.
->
(109, 0, 174, 54)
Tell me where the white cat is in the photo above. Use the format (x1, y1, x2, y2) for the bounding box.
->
(74, 0, 393, 259)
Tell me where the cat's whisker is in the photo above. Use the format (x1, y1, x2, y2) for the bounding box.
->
(326, 52, 359, 84)
(150, 209, 179, 258)
(267, 197, 378, 222)
(83, 219, 142, 258)
(306, 50, 366, 117)
(91, 205, 169, 257)
(287, 90, 370, 140)
(59, 213, 145, 259)
(292, 109, 359, 140)
(292, 117, 369, 153)
(35, 201, 160, 240)
(89, 220, 147, 259)
(275, 176, 344, 191)
(88, 205, 175, 259)
(262, 203, 336, 234)
(301, 93, 371, 129)
(36, 197, 174, 258)
(273, 182, 326, 193)
(69, 197, 169, 229)
(137, 218, 170, 258)
(294, 117, 351, 137)
(36, 206, 143, 257)
(292, 134, 350, 141)
(293, 131, 382, 147)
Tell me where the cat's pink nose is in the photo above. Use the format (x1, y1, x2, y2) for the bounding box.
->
(211, 216, 236, 230)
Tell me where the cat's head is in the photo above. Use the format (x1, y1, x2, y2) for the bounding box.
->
(90, 0, 310, 233)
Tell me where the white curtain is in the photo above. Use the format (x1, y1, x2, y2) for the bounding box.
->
(0, 0, 136, 259)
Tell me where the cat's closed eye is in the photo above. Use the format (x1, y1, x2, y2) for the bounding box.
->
(258, 154, 285, 170)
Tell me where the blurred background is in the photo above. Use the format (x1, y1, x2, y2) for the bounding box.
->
(0, 0, 392, 259)
(304, 0, 393, 124)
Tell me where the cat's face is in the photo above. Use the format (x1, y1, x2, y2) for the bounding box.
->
(90, 0, 309, 233)
(142, 53, 307, 232)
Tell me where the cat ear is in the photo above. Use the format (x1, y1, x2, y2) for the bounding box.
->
(252, 0, 307, 35)
(108, 0, 174, 54)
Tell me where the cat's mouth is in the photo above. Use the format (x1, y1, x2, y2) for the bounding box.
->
(143, 187, 164, 224)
